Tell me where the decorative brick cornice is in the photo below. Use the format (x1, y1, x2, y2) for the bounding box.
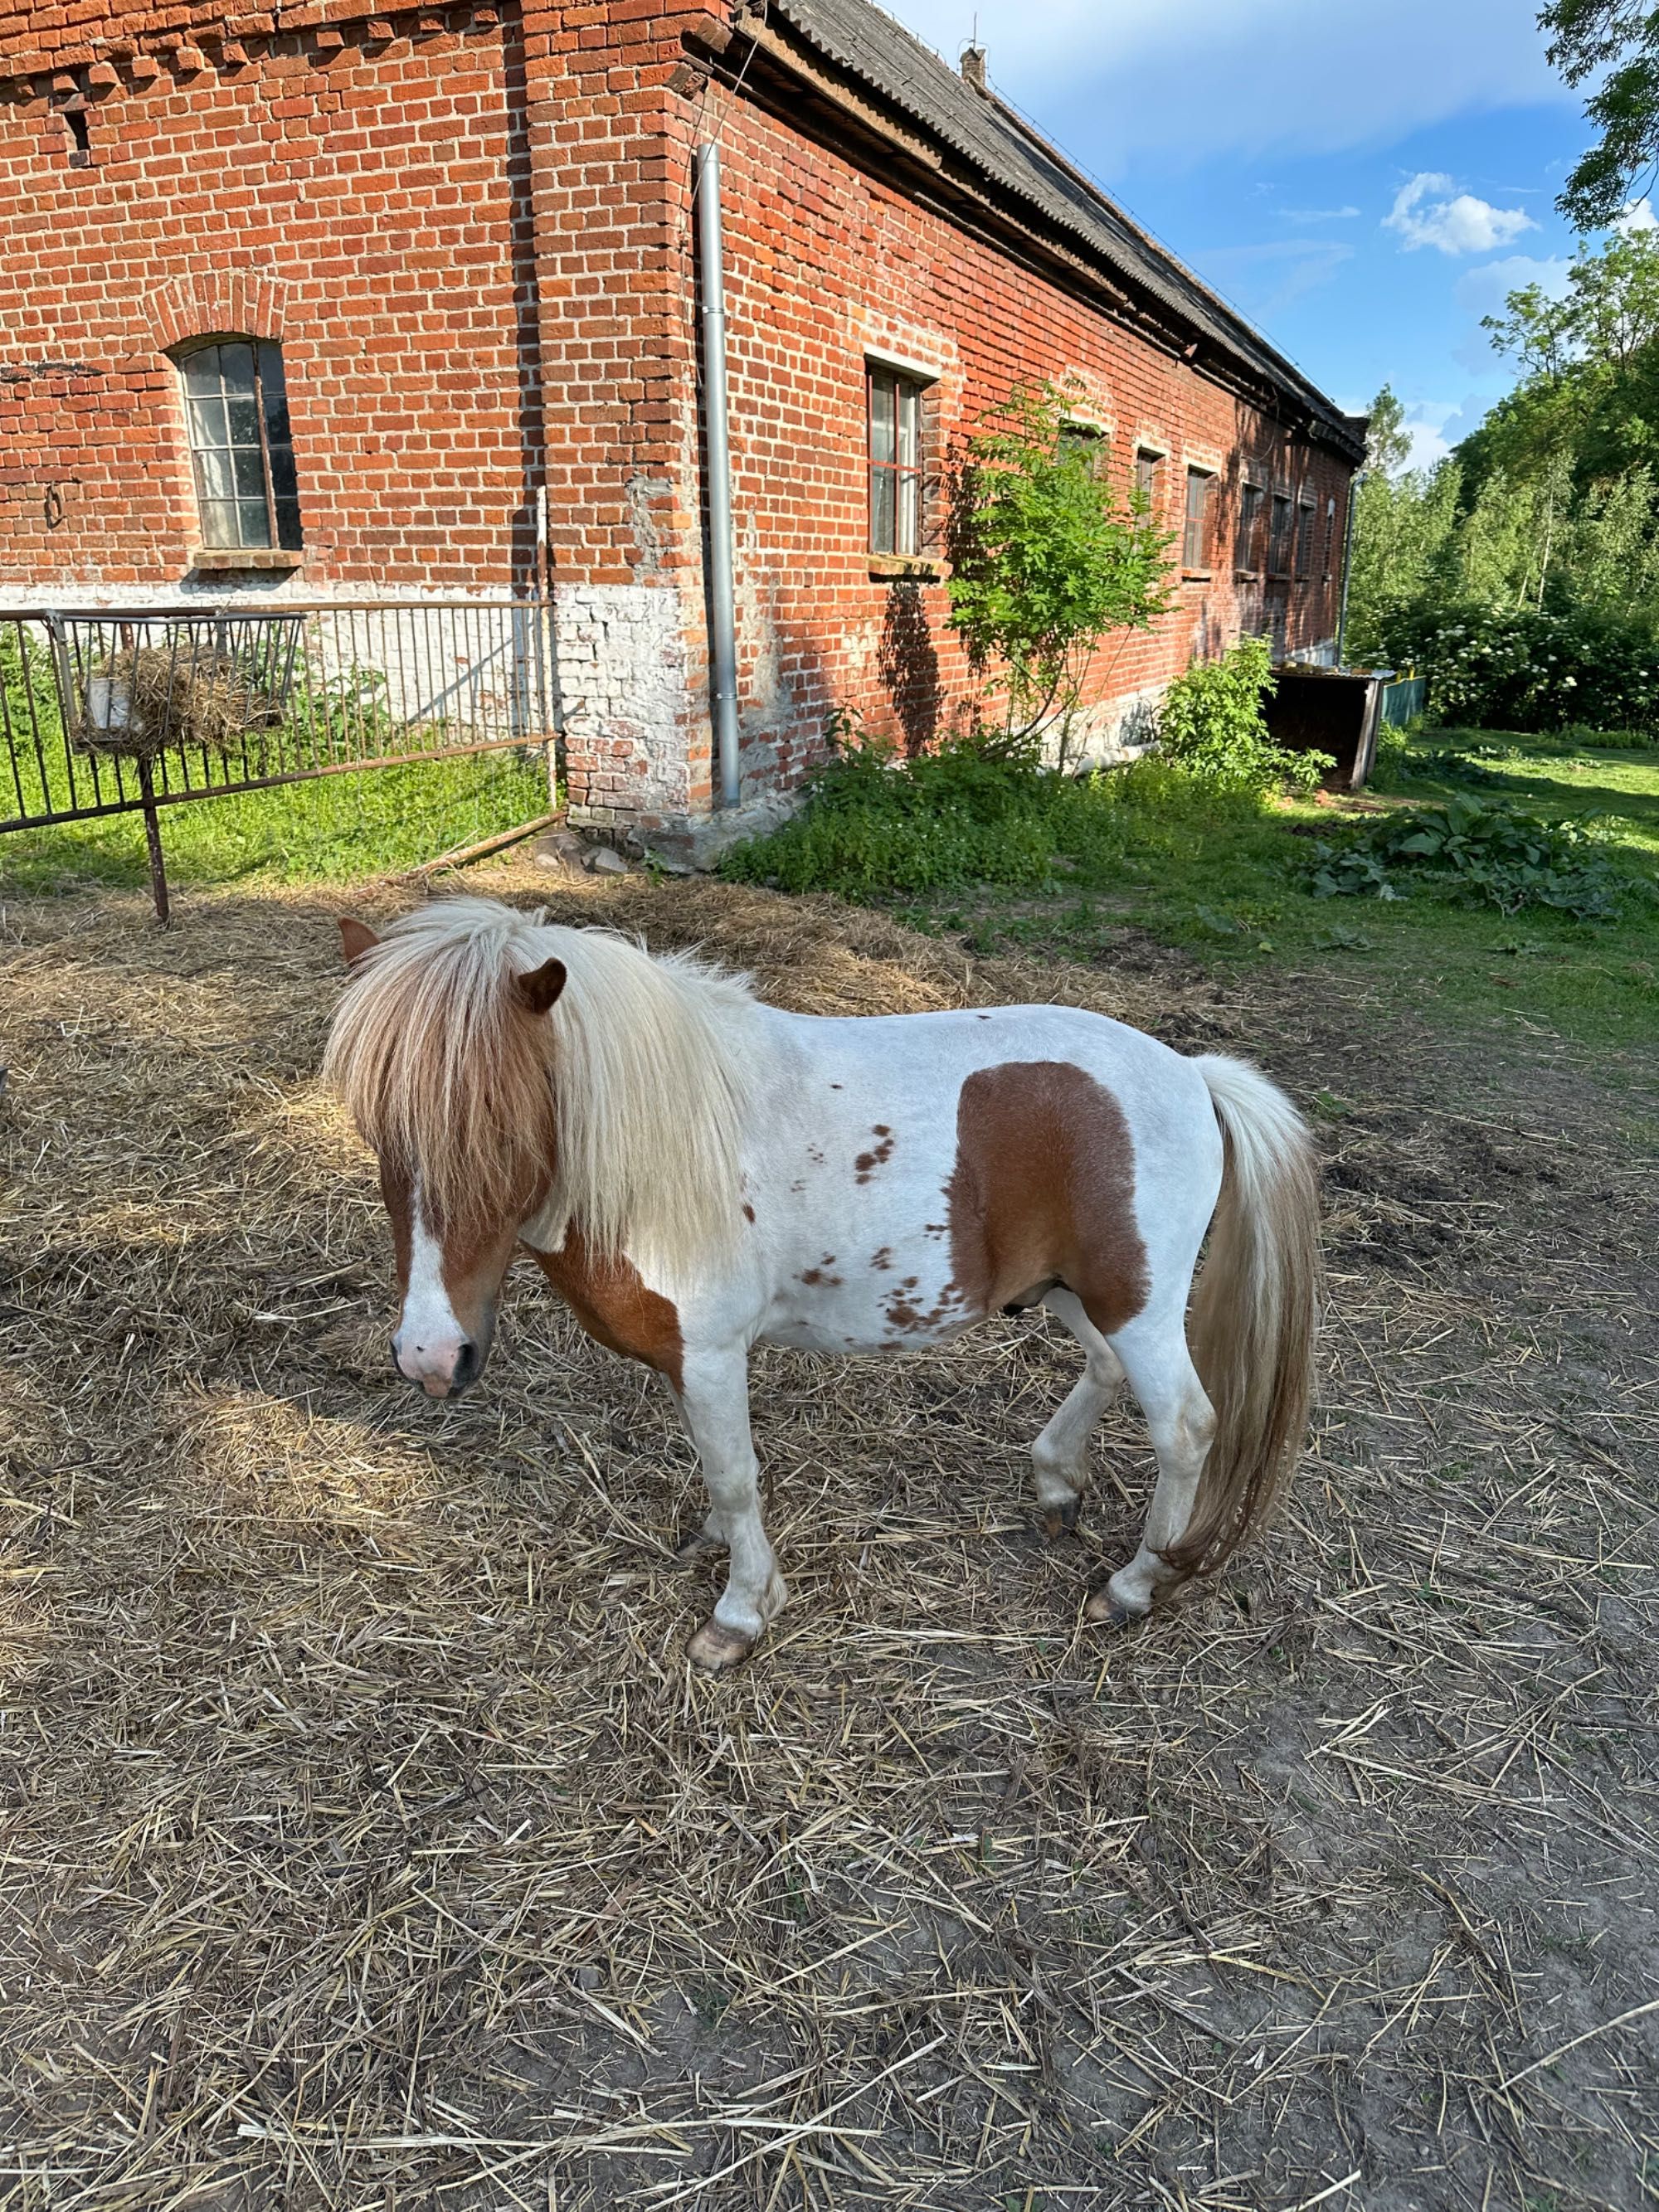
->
(144, 269, 293, 350)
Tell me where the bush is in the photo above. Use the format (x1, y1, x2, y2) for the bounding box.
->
(1377, 601, 1659, 732)
(1155, 636, 1331, 795)
(1306, 795, 1645, 921)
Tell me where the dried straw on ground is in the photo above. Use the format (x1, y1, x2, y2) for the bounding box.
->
(1, 864, 1656, 2210)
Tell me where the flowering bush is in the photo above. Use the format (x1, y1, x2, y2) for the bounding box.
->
(1375, 602, 1659, 732)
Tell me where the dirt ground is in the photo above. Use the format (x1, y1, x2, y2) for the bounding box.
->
(2, 864, 1655, 2212)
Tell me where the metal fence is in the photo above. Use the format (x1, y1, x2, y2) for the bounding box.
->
(1, 600, 557, 919)
(1379, 671, 1428, 728)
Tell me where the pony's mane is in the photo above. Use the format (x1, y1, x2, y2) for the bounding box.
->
(324, 897, 757, 1277)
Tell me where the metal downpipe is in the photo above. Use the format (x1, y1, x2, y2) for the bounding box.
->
(696, 143, 741, 811)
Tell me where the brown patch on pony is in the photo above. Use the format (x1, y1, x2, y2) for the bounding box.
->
(854, 1130, 895, 1184)
(742, 1203, 756, 1223)
(526, 1234, 684, 1393)
(946, 1061, 1149, 1335)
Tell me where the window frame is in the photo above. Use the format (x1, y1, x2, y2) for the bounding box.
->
(1295, 497, 1316, 581)
(175, 335, 303, 556)
(1236, 482, 1264, 574)
(1182, 464, 1214, 573)
(1267, 491, 1293, 580)
(1134, 445, 1162, 520)
(866, 364, 927, 558)
(1058, 419, 1109, 476)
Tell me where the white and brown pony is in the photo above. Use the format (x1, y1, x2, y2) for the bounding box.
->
(324, 897, 1320, 1670)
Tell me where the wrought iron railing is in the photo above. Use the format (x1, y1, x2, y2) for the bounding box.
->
(1, 600, 557, 919)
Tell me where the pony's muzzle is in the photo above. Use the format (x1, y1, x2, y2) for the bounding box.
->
(393, 1330, 485, 1399)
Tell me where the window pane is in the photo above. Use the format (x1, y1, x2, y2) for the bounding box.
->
(218, 341, 256, 395)
(268, 440, 299, 503)
(897, 469, 919, 556)
(226, 391, 260, 449)
(236, 498, 273, 548)
(275, 498, 304, 552)
(193, 446, 236, 503)
(897, 385, 918, 471)
(197, 498, 237, 548)
(182, 347, 224, 396)
(187, 391, 230, 449)
(869, 377, 895, 465)
(232, 441, 267, 500)
(870, 466, 895, 552)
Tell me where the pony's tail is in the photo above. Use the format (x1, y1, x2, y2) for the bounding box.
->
(1162, 1055, 1322, 1579)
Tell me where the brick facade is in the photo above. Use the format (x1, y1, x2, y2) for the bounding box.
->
(0, 0, 1362, 851)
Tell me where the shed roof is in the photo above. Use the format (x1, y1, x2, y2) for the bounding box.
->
(761, 0, 1365, 459)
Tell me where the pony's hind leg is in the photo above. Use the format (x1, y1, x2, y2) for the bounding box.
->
(1083, 1313, 1215, 1626)
(672, 1342, 788, 1672)
(1031, 1288, 1125, 1536)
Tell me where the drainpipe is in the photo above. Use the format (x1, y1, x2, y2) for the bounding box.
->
(1335, 468, 1364, 667)
(696, 143, 741, 810)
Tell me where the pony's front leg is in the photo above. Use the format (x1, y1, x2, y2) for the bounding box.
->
(674, 1342, 787, 1673)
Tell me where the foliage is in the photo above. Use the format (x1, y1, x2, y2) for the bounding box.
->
(1155, 636, 1331, 795)
(1342, 386, 1462, 659)
(1541, 0, 1659, 230)
(1374, 600, 1659, 732)
(1306, 794, 1643, 921)
(717, 707, 1282, 901)
(946, 380, 1173, 757)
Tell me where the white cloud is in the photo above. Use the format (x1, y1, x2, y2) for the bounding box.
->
(878, 0, 1564, 169)
(1384, 173, 1536, 255)
(1453, 252, 1573, 318)
(1279, 205, 1361, 222)
(1615, 197, 1659, 231)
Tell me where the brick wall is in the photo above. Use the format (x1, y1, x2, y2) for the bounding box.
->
(0, 0, 1355, 847)
(0, 2, 542, 593)
(661, 70, 1356, 812)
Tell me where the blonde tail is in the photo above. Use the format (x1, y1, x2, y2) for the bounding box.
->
(1164, 1055, 1322, 1578)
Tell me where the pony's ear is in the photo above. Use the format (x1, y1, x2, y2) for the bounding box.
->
(338, 917, 381, 970)
(515, 956, 568, 1017)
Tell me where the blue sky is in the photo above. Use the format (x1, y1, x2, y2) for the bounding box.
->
(880, 0, 1604, 465)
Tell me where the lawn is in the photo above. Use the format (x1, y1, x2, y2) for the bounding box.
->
(0, 748, 552, 897)
(864, 728, 1659, 1059)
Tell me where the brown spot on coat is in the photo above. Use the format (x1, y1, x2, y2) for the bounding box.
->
(854, 1130, 896, 1184)
(742, 1203, 756, 1222)
(946, 1060, 1149, 1337)
(526, 1233, 684, 1393)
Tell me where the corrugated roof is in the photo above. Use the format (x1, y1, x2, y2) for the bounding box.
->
(765, 0, 1362, 453)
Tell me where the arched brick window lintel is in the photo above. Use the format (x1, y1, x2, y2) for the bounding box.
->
(144, 273, 294, 355)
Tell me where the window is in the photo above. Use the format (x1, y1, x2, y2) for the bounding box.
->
(1324, 496, 1337, 577)
(177, 338, 301, 552)
(867, 367, 924, 556)
(1267, 493, 1293, 577)
(1183, 467, 1214, 570)
(1134, 447, 1160, 516)
(1295, 499, 1316, 580)
(1058, 421, 1107, 474)
(1236, 483, 1263, 571)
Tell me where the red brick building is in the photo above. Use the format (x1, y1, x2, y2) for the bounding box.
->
(0, 0, 1365, 853)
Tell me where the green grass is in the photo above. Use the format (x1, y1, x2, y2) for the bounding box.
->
(0, 750, 552, 897)
(727, 728, 1659, 1056)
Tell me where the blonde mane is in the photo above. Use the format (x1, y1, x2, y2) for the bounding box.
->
(324, 897, 757, 1277)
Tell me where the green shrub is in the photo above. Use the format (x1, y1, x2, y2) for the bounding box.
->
(1306, 794, 1646, 921)
(1155, 636, 1331, 795)
(1377, 602, 1659, 732)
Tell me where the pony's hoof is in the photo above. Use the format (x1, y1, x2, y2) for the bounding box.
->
(1041, 1496, 1081, 1541)
(688, 1618, 755, 1673)
(1083, 1587, 1141, 1631)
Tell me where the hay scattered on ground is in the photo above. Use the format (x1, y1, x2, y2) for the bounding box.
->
(1, 864, 1656, 2210)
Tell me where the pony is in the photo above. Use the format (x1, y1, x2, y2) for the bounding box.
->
(324, 897, 1321, 1670)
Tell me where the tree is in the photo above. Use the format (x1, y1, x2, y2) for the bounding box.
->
(946, 380, 1174, 760)
(1544, 2, 1659, 231)
(1343, 386, 1462, 657)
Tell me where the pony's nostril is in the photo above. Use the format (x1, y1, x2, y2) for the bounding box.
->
(453, 1338, 481, 1388)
